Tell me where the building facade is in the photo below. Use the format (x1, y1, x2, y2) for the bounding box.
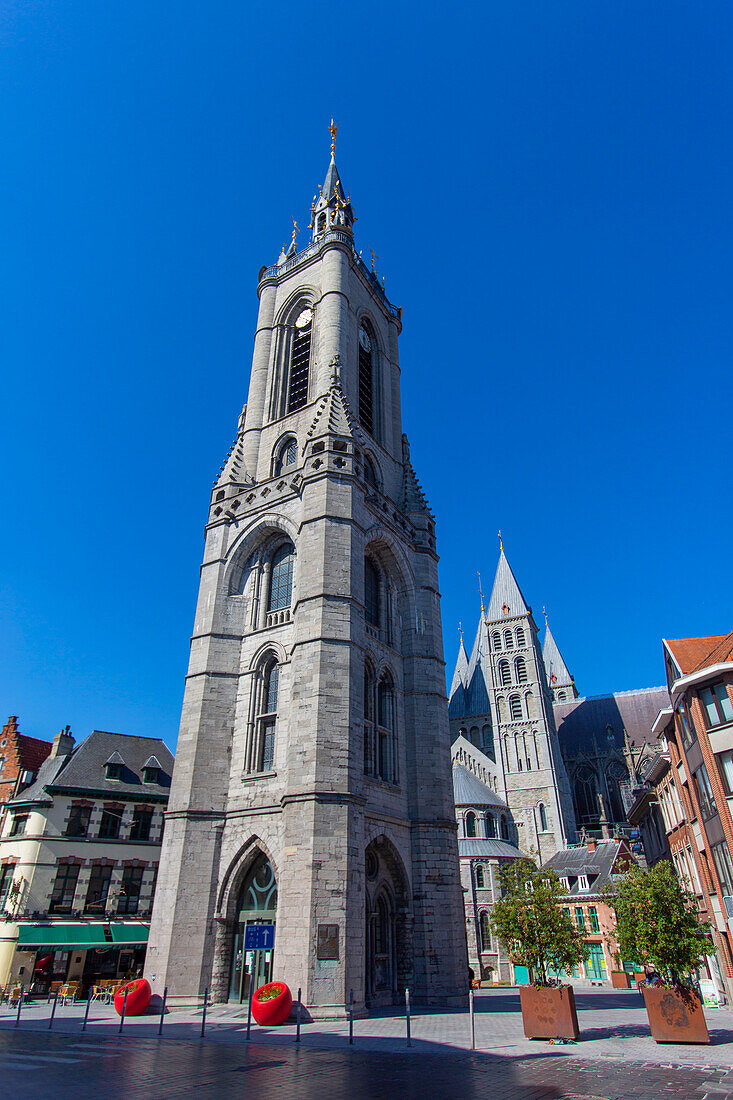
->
(0, 728, 172, 990)
(145, 132, 467, 1014)
(0, 716, 52, 829)
(650, 633, 733, 1004)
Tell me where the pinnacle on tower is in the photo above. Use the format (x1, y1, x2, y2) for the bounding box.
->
(542, 618, 578, 699)
(310, 119, 356, 242)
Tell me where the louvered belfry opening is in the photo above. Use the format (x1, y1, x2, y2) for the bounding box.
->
(287, 308, 312, 412)
(358, 324, 374, 435)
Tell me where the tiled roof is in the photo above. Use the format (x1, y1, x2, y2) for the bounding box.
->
(458, 838, 523, 859)
(553, 687, 669, 755)
(17, 733, 52, 772)
(453, 764, 508, 808)
(542, 839, 633, 894)
(666, 633, 733, 676)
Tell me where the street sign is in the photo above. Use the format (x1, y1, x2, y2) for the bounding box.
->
(244, 924, 275, 951)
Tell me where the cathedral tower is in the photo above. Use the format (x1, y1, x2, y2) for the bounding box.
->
(145, 126, 467, 1013)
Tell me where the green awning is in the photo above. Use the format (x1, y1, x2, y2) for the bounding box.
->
(110, 924, 149, 946)
(17, 924, 109, 950)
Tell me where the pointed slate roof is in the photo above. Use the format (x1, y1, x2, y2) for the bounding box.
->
(485, 550, 530, 621)
(214, 404, 251, 489)
(543, 623, 575, 690)
(306, 368, 358, 441)
(401, 435, 433, 517)
(452, 764, 508, 809)
(460, 613, 492, 714)
(322, 156, 344, 200)
(449, 639, 469, 702)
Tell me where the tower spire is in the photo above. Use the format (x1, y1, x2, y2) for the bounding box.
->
(329, 117, 337, 159)
(310, 121, 356, 243)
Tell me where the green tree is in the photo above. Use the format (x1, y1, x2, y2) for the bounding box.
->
(605, 861, 714, 986)
(492, 860, 588, 986)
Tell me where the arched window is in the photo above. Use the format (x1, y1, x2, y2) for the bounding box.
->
(364, 661, 376, 775)
(364, 456, 378, 489)
(485, 813, 496, 838)
(286, 307, 312, 412)
(492, 631, 502, 651)
(500, 815, 509, 841)
(482, 724, 493, 757)
(376, 672, 397, 784)
(475, 864, 485, 888)
(498, 660, 512, 687)
(557, 691, 567, 701)
(538, 803, 548, 831)
(515, 626, 525, 647)
(515, 656, 528, 684)
(247, 656, 279, 773)
(273, 437, 297, 476)
(465, 811, 476, 838)
(509, 694, 522, 721)
(358, 322, 375, 436)
(364, 556, 380, 628)
(479, 911, 491, 951)
(504, 629, 514, 650)
(469, 726, 479, 746)
(267, 542, 294, 612)
(525, 691, 535, 718)
(574, 766, 600, 823)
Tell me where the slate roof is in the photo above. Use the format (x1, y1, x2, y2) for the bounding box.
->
(542, 624, 574, 689)
(459, 838, 523, 859)
(453, 764, 508, 809)
(449, 639, 469, 701)
(542, 839, 633, 895)
(9, 730, 174, 804)
(666, 633, 733, 676)
(553, 687, 670, 755)
(486, 550, 530, 620)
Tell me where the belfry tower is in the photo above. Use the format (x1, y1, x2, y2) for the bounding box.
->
(145, 125, 467, 1013)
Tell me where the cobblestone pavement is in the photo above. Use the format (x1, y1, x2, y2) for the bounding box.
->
(1, 1028, 733, 1100)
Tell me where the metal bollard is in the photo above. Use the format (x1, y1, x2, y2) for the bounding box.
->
(15, 985, 24, 1028)
(246, 974, 254, 1041)
(295, 987, 301, 1043)
(82, 988, 92, 1032)
(349, 988, 354, 1045)
(158, 987, 167, 1036)
(405, 987, 411, 1048)
(201, 987, 208, 1038)
(118, 986, 128, 1034)
(469, 987, 475, 1050)
(49, 988, 59, 1030)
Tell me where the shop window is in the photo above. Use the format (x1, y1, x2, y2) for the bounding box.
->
(85, 865, 113, 914)
(50, 863, 80, 914)
(66, 805, 91, 838)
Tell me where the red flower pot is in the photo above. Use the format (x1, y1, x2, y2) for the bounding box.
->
(251, 982, 293, 1026)
(114, 978, 152, 1017)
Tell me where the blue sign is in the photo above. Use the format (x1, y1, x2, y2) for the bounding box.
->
(244, 924, 275, 951)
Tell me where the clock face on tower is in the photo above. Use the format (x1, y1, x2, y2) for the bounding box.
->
(295, 307, 312, 329)
(358, 324, 372, 352)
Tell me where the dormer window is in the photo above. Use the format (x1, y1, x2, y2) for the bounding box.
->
(142, 756, 162, 785)
(105, 753, 125, 781)
(578, 875, 589, 892)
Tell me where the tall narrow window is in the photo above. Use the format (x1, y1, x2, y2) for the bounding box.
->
(479, 911, 491, 950)
(118, 866, 144, 915)
(475, 864, 485, 888)
(365, 557, 380, 628)
(85, 864, 113, 913)
(274, 437, 298, 476)
(498, 660, 512, 687)
(538, 803, 548, 831)
(257, 661, 279, 772)
(492, 631, 502, 650)
(50, 863, 80, 914)
(509, 694, 522, 721)
(500, 815, 509, 840)
(485, 813, 496, 838)
(504, 630, 514, 650)
(515, 656, 528, 684)
(515, 627, 525, 647)
(465, 811, 476, 838)
(364, 661, 376, 775)
(286, 307, 312, 412)
(268, 543, 294, 611)
(376, 672, 397, 783)
(358, 323, 374, 435)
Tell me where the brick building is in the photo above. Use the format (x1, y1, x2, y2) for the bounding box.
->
(0, 717, 52, 826)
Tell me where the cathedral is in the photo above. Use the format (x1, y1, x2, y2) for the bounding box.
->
(144, 126, 467, 1014)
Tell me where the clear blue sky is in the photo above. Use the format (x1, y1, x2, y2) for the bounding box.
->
(2, 2, 731, 750)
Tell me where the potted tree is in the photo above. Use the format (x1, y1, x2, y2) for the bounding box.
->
(607, 861, 713, 1044)
(492, 860, 587, 1040)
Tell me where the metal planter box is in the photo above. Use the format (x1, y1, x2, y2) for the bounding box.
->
(519, 984, 579, 1040)
(642, 985, 709, 1044)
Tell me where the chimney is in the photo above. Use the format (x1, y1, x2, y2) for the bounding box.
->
(586, 837, 597, 853)
(50, 725, 75, 759)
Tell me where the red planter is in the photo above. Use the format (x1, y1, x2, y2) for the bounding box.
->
(611, 971, 631, 989)
(519, 985, 579, 1040)
(251, 982, 293, 1026)
(114, 978, 152, 1017)
(642, 985, 709, 1044)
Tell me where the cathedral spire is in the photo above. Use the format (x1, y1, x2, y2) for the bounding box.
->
(485, 547, 531, 621)
(542, 618, 578, 701)
(310, 119, 356, 242)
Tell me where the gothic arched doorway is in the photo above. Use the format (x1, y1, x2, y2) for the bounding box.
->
(228, 852, 278, 1002)
(364, 836, 411, 1007)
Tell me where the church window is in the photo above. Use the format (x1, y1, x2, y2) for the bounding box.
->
(515, 656, 528, 684)
(500, 815, 509, 840)
(358, 323, 375, 436)
(470, 726, 479, 746)
(525, 691, 535, 718)
(364, 661, 376, 775)
(376, 671, 398, 784)
(475, 864, 484, 888)
(286, 307, 312, 412)
(492, 631, 502, 650)
(485, 813, 496, 838)
(465, 811, 476, 838)
(538, 803, 548, 831)
(364, 557, 380, 629)
(574, 766, 600, 824)
(509, 694, 522, 721)
(246, 656, 280, 773)
(498, 660, 511, 687)
(273, 436, 297, 476)
(482, 724, 493, 757)
(267, 542, 294, 612)
(515, 626, 525, 647)
(364, 456, 378, 489)
(479, 911, 491, 951)
(503, 630, 514, 650)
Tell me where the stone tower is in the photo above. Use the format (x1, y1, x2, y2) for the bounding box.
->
(145, 127, 467, 1014)
(448, 547, 576, 862)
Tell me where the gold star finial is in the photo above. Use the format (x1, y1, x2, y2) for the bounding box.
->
(329, 118, 337, 158)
